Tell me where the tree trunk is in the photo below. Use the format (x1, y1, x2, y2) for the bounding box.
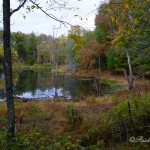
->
(61, 48, 64, 66)
(98, 52, 102, 76)
(125, 48, 133, 90)
(55, 62, 58, 70)
(73, 52, 76, 73)
(3, 0, 15, 142)
(124, 68, 129, 85)
(54, 72, 58, 98)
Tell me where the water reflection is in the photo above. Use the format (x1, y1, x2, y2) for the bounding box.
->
(0, 69, 111, 100)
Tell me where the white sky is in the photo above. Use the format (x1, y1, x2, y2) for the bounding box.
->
(0, 0, 103, 36)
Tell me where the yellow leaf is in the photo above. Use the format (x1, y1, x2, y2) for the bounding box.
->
(111, 17, 115, 22)
(115, 19, 118, 25)
(125, 3, 129, 8)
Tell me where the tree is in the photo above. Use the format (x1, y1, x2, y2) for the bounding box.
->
(79, 40, 107, 71)
(79, 41, 97, 69)
(26, 33, 38, 65)
(12, 32, 27, 62)
(109, 0, 134, 89)
(0, 44, 18, 63)
(94, 4, 110, 75)
(68, 26, 83, 72)
(65, 38, 75, 72)
(107, 48, 128, 73)
(3, 0, 15, 144)
(107, 48, 115, 73)
(37, 34, 52, 64)
(58, 35, 67, 66)
(51, 30, 59, 70)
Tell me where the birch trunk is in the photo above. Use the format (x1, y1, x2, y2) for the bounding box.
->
(125, 48, 133, 90)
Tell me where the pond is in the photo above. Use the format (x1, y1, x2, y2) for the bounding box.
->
(0, 69, 112, 101)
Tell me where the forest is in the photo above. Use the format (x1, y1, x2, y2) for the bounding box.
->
(0, 0, 150, 78)
(0, 0, 150, 149)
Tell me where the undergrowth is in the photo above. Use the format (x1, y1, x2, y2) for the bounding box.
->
(0, 93, 150, 149)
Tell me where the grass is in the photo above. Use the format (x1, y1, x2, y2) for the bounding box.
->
(0, 79, 5, 88)
(12, 63, 53, 72)
(0, 102, 7, 115)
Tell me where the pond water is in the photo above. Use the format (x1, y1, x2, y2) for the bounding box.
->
(0, 69, 112, 101)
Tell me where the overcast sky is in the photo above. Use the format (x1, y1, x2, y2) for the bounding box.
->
(0, 0, 103, 36)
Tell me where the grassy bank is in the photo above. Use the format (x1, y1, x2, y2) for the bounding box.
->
(0, 87, 150, 149)
(55, 66, 150, 85)
(12, 63, 53, 70)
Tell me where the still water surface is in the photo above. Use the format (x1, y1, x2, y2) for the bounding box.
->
(0, 69, 111, 101)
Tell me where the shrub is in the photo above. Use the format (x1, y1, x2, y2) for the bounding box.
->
(67, 104, 83, 125)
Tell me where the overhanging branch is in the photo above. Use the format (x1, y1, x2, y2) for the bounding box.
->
(29, 0, 74, 27)
(10, 0, 27, 16)
(10, 0, 82, 30)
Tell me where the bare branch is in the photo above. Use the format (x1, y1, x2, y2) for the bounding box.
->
(48, 0, 74, 10)
(29, 0, 75, 27)
(10, 0, 27, 16)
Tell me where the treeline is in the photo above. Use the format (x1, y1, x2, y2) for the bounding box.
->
(0, 0, 149, 78)
(0, 30, 65, 67)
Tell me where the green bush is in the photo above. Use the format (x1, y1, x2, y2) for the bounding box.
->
(84, 93, 150, 149)
(67, 104, 83, 125)
(107, 48, 116, 73)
